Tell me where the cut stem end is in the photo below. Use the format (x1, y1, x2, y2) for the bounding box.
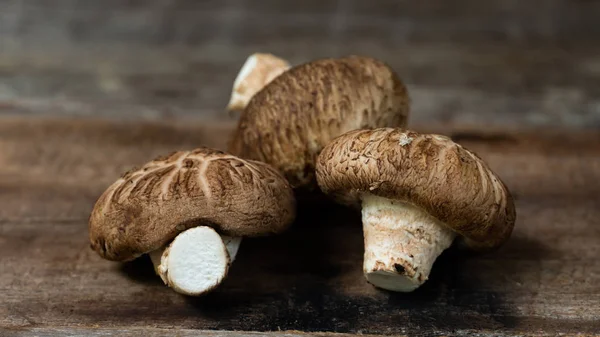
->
(149, 226, 242, 296)
(362, 194, 456, 292)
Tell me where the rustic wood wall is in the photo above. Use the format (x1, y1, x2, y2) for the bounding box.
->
(1, 0, 599, 128)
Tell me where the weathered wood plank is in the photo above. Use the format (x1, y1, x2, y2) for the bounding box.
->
(3, 0, 599, 44)
(2, 327, 383, 337)
(21, 327, 557, 337)
(1, 0, 599, 127)
(0, 117, 599, 336)
(1, 43, 598, 128)
(1, 326, 562, 337)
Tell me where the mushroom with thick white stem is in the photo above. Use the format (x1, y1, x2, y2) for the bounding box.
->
(227, 53, 290, 113)
(89, 147, 295, 296)
(315, 128, 516, 292)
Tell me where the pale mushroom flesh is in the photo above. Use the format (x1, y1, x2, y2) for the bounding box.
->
(149, 226, 243, 296)
(227, 53, 290, 112)
(361, 194, 456, 292)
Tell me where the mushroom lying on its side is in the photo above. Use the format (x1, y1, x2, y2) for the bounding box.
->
(227, 53, 290, 112)
(316, 128, 516, 292)
(228, 55, 410, 190)
(89, 148, 295, 296)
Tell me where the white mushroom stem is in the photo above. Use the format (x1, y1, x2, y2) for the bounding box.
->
(227, 53, 290, 112)
(361, 194, 456, 292)
(149, 226, 242, 296)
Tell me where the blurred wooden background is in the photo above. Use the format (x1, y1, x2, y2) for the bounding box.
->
(1, 0, 599, 128)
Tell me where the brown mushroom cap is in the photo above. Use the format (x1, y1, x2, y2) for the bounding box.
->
(89, 147, 296, 262)
(315, 128, 516, 251)
(228, 55, 409, 189)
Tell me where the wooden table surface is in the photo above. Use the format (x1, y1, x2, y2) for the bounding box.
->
(1, 117, 599, 336)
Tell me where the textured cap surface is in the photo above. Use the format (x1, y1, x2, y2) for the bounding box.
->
(228, 55, 410, 189)
(316, 128, 516, 251)
(89, 148, 296, 261)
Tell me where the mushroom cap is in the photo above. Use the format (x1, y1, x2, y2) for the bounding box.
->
(315, 128, 516, 251)
(89, 147, 296, 261)
(228, 55, 409, 189)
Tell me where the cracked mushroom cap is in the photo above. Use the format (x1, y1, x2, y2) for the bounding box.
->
(89, 148, 296, 262)
(228, 55, 409, 189)
(315, 128, 516, 251)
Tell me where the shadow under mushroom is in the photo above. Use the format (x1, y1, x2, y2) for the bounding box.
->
(118, 255, 164, 286)
(117, 199, 551, 334)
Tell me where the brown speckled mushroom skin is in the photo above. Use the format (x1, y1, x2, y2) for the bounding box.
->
(89, 148, 296, 262)
(316, 128, 516, 251)
(228, 55, 410, 189)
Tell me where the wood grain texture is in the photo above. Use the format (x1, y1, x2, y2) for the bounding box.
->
(3, 327, 390, 337)
(1, 327, 566, 337)
(1, 0, 599, 128)
(1, 117, 599, 336)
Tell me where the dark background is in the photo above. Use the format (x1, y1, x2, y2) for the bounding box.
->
(1, 0, 599, 128)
